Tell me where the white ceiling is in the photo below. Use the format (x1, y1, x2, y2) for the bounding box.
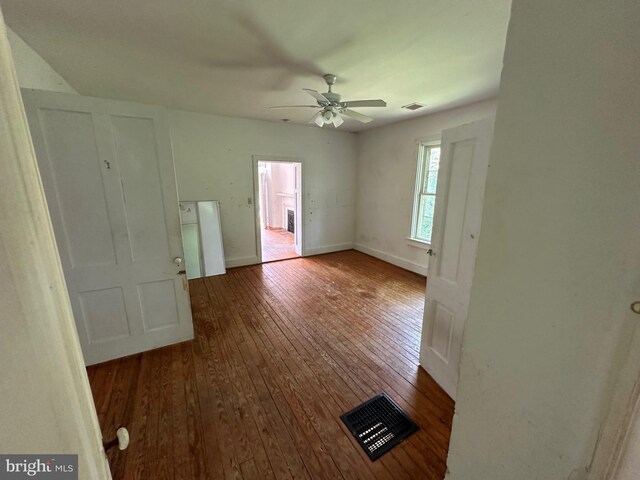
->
(1, 0, 511, 132)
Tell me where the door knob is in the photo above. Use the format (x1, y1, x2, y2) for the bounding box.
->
(631, 301, 640, 315)
(426, 249, 436, 257)
(103, 426, 129, 452)
(173, 257, 183, 266)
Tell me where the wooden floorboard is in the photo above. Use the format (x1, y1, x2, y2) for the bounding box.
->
(88, 250, 454, 479)
(261, 228, 299, 262)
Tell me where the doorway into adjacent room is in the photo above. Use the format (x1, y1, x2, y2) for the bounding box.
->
(255, 158, 302, 263)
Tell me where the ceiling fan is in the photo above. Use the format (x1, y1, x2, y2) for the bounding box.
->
(269, 74, 387, 127)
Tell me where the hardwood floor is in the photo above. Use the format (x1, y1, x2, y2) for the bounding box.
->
(261, 228, 298, 262)
(88, 250, 454, 479)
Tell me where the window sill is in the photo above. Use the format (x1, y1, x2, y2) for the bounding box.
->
(406, 237, 431, 250)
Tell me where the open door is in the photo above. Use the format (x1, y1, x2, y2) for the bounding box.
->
(294, 163, 302, 255)
(22, 90, 194, 365)
(419, 117, 495, 399)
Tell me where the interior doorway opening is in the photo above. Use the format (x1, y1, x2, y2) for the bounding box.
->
(256, 160, 302, 263)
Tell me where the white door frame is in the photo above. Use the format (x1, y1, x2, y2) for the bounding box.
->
(0, 7, 109, 477)
(588, 320, 640, 479)
(252, 155, 304, 262)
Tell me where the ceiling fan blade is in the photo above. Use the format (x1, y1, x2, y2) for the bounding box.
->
(303, 89, 330, 104)
(342, 99, 387, 108)
(332, 113, 344, 128)
(341, 109, 373, 123)
(269, 105, 320, 109)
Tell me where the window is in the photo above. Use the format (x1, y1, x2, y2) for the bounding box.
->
(410, 144, 441, 244)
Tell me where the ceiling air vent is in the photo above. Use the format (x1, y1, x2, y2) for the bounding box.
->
(401, 102, 427, 111)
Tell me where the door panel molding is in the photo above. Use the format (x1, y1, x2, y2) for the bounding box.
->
(419, 117, 495, 399)
(22, 89, 193, 365)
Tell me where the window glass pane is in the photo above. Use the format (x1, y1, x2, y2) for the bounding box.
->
(412, 145, 440, 242)
(428, 147, 441, 171)
(417, 194, 436, 242)
(422, 147, 440, 194)
(426, 170, 438, 194)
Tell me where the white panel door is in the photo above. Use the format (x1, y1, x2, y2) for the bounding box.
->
(22, 89, 193, 365)
(419, 117, 495, 399)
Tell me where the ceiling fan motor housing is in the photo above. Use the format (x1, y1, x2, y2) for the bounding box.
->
(322, 92, 342, 105)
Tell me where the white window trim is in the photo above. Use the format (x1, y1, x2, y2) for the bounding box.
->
(409, 140, 440, 246)
(406, 236, 431, 249)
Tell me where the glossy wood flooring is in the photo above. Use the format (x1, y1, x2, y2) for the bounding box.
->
(261, 227, 298, 262)
(88, 250, 454, 480)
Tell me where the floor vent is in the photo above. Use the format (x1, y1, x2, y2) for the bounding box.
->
(340, 392, 419, 461)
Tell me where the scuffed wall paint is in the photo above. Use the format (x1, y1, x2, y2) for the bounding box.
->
(170, 110, 358, 265)
(355, 99, 497, 275)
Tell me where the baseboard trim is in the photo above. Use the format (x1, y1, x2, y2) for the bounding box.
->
(353, 243, 428, 276)
(304, 242, 354, 257)
(225, 255, 261, 268)
(225, 244, 355, 267)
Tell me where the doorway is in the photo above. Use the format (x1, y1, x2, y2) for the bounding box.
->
(254, 157, 302, 263)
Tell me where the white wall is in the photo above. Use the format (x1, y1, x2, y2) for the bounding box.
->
(446, 0, 640, 479)
(354, 99, 497, 275)
(5, 27, 76, 93)
(170, 110, 358, 267)
(265, 162, 295, 230)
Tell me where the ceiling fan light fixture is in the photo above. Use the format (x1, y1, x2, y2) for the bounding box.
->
(283, 75, 386, 128)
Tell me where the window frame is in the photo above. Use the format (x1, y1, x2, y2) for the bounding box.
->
(409, 141, 441, 246)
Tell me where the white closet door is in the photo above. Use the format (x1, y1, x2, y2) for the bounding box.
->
(23, 89, 193, 365)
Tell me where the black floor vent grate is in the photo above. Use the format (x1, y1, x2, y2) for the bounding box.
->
(340, 392, 419, 461)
